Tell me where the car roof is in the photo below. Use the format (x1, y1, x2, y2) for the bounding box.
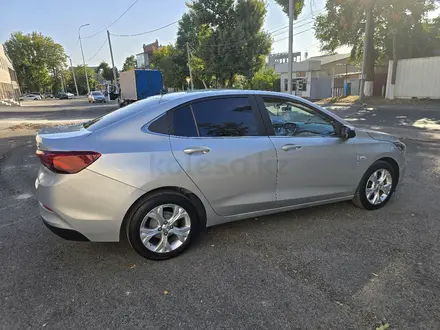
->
(157, 89, 309, 103)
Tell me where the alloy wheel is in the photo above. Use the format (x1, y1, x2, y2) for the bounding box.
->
(139, 204, 191, 253)
(365, 169, 393, 205)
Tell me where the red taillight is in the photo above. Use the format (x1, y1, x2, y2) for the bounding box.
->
(36, 150, 101, 174)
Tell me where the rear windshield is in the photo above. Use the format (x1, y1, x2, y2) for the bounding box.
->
(83, 95, 165, 131)
(92, 91, 102, 95)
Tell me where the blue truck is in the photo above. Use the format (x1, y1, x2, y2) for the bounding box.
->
(119, 69, 163, 107)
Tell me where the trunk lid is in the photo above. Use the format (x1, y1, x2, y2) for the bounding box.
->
(36, 124, 92, 151)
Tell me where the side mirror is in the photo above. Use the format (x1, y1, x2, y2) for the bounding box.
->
(340, 125, 356, 139)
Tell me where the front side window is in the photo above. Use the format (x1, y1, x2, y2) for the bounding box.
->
(263, 98, 336, 137)
(191, 97, 258, 137)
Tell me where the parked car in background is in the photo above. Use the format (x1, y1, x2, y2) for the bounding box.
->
(30, 92, 45, 99)
(35, 90, 407, 260)
(44, 93, 54, 99)
(59, 92, 74, 99)
(88, 91, 106, 103)
(19, 94, 42, 101)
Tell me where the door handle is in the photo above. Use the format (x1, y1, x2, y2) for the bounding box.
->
(281, 144, 302, 151)
(183, 147, 211, 155)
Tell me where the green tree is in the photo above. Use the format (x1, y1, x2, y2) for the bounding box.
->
(176, 0, 272, 87)
(122, 55, 136, 71)
(5, 32, 66, 92)
(151, 45, 186, 89)
(314, 0, 438, 95)
(96, 61, 114, 81)
(274, 0, 306, 19)
(250, 67, 279, 90)
(64, 65, 97, 95)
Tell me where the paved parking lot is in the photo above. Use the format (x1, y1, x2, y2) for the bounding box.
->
(0, 98, 118, 123)
(1, 131, 440, 329)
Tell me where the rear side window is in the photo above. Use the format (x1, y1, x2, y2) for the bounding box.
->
(148, 114, 169, 134)
(191, 97, 258, 137)
(84, 95, 163, 131)
(172, 105, 198, 137)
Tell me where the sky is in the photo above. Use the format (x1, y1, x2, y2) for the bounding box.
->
(0, 0, 358, 68)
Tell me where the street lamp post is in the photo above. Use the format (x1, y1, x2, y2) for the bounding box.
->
(67, 55, 79, 97)
(78, 24, 91, 95)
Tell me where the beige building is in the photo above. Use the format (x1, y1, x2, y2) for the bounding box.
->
(268, 52, 360, 99)
(0, 44, 20, 102)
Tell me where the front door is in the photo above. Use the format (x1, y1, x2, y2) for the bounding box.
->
(256, 96, 359, 207)
(169, 96, 277, 216)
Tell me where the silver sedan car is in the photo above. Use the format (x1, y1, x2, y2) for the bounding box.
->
(35, 90, 406, 260)
(88, 91, 106, 103)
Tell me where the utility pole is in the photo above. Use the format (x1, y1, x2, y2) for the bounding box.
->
(67, 56, 79, 96)
(78, 24, 91, 95)
(60, 71, 65, 93)
(107, 30, 119, 94)
(287, 0, 294, 94)
(359, 7, 373, 102)
(186, 42, 194, 90)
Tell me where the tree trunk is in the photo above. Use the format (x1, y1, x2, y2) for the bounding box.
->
(229, 73, 235, 87)
(388, 30, 398, 100)
(391, 32, 398, 85)
(364, 6, 375, 97)
(201, 79, 208, 89)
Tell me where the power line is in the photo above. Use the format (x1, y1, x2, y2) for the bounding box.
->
(271, 20, 314, 37)
(273, 27, 314, 43)
(110, 7, 325, 39)
(110, 20, 180, 37)
(195, 20, 316, 50)
(82, 0, 139, 38)
(86, 39, 108, 62)
(267, 8, 325, 34)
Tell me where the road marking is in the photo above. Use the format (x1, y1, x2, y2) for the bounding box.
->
(14, 193, 33, 200)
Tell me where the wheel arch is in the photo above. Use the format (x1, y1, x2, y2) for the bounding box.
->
(119, 186, 207, 241)
(377, 157, 400, 187)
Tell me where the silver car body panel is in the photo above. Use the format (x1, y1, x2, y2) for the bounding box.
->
(170, 135, 277, 216)
(35, 90, 407, 241)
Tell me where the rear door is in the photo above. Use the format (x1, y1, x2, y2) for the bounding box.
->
(169, 96, 277, 216)
(255, 95, 359, 207)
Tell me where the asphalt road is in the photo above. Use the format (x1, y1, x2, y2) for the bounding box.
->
(1, 136, 440, 329)
(0, 98, 118, 122)
(327, 104, 440, 132)
(1, 100, 440, 329)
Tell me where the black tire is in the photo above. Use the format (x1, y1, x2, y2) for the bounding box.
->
(127, 191, 201, 260)
(353, 160, 397, 210)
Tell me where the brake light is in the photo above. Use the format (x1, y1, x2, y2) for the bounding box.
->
(36, 150, 101, 174)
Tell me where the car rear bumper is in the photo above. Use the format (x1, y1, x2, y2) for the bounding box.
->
(41, 217, 89, 241)
(36, 166, 145, 242)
